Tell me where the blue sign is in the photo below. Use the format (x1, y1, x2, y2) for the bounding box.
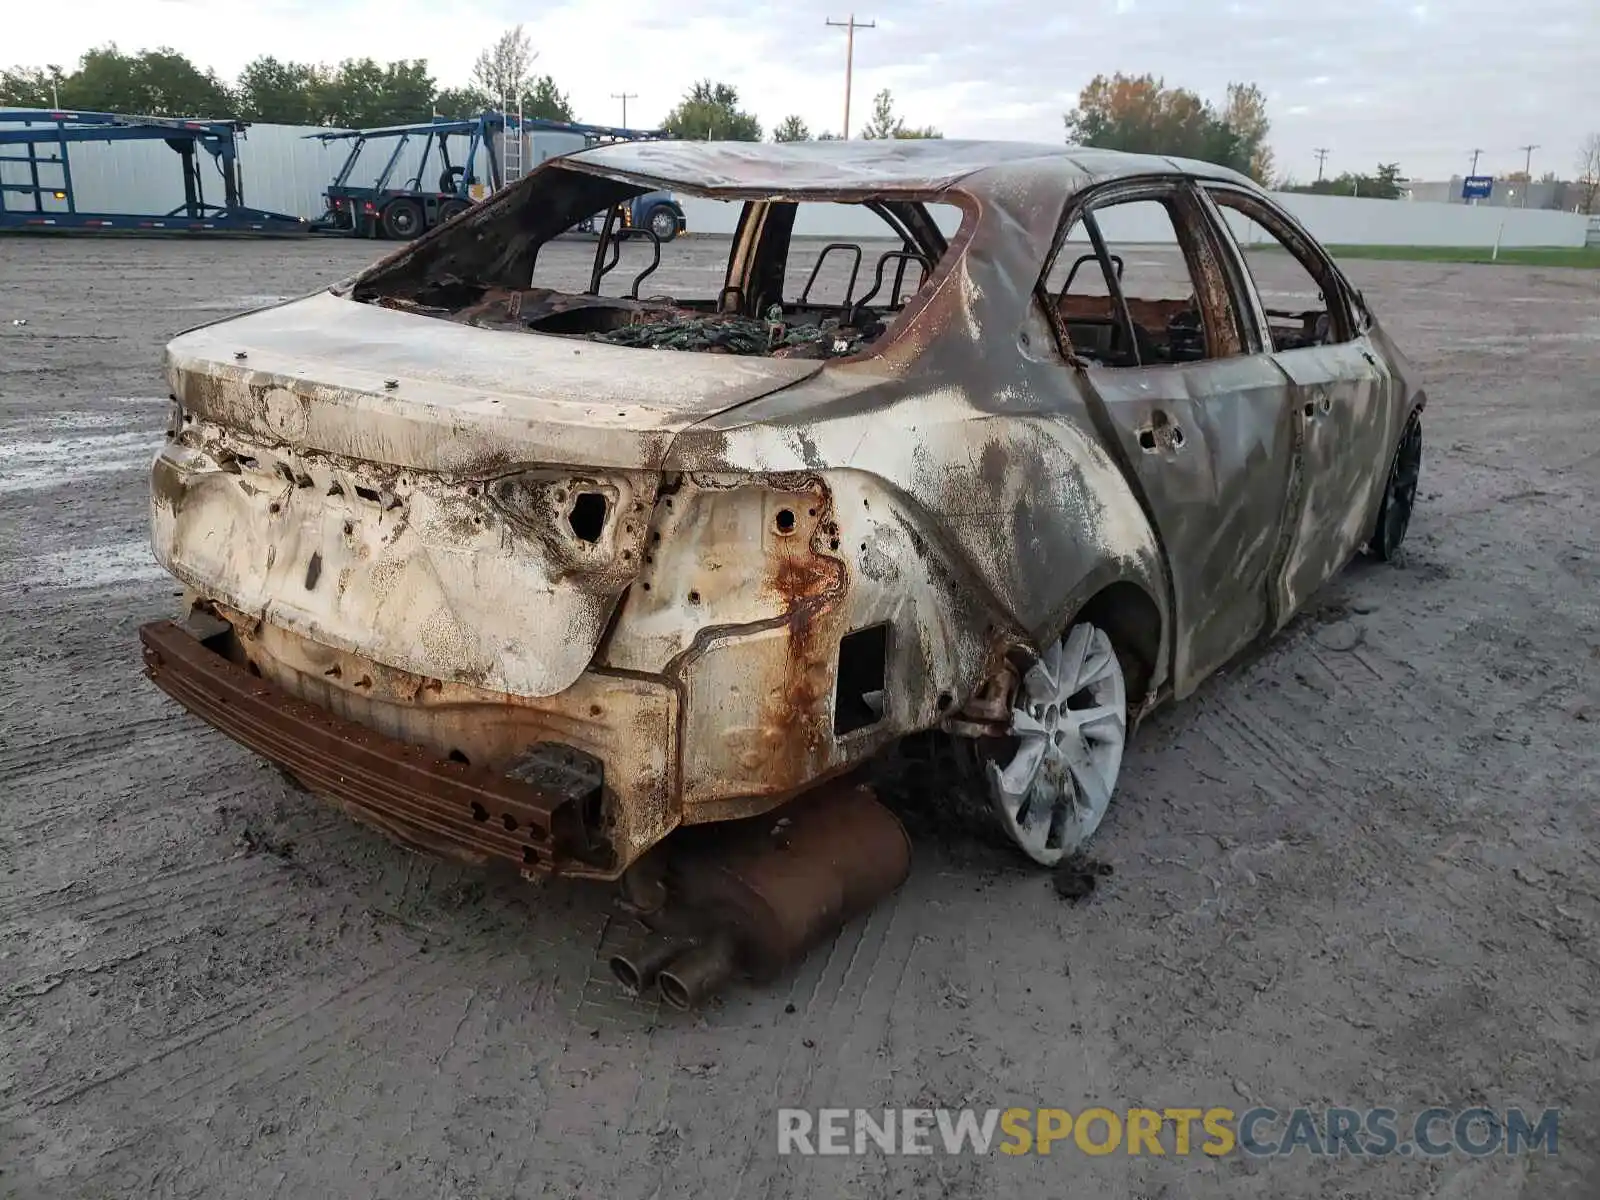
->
(1462, 175, 1493, 199)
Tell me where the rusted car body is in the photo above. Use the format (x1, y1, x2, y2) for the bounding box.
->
(141, 139, 1426, 904)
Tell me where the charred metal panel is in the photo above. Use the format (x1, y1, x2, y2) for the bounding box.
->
(670, 281, 1171, 697)
(139, 618, 621, 878)
(166, 290, 824, 475)
(1079, 356, 1296, 694)
(1268, 341, 1396, 623)
(152, 419, 656, 698)
(215, 605, 679, 872)
(615, 470, 992, 820)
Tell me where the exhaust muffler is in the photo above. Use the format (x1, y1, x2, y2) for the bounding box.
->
(619, 783, 912, 1009)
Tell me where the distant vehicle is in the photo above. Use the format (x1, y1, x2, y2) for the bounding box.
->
(311, 113, 686, 241)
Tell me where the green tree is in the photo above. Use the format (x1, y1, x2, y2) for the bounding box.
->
(773, 115, 812, 142)
(1063, 72, 1265, 178)
(430, 26, 575, 122)
(432, 76, 572, 122)
(432, 86, 486, 120)
(1576, 132, 1600, 215)
(30, 44, 236, 116)
(236, 56, 328, 125)
(857, 89, 942, 140)
(661, 80, 761, 141)
(1281, 163, 1404, 200)
(1222, 81, 1274, 184)
(320, 57, 435, 127)
(470, 24, 536, 106)
(0, 65, 66, 107)
(522, 75, 574, 121)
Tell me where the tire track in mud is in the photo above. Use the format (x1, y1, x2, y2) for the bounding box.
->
(7, 780, 289, 846)
(754, 890, 962, 1200)
(3, 731, 198, 815)
(491, 913, 667, 1193)
(3, 853, 285, 930)
(714, 892, 919, 1200)
(0, 714, 180, 783)
(18, 925, 474, 1120)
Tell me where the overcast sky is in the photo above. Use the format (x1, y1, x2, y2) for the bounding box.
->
(8, 0, 1597, 182)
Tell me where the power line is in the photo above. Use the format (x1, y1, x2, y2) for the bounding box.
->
(611, 92, 638, 128)
(825, 14, 876, 139)
(1312, 147, 1330, 181)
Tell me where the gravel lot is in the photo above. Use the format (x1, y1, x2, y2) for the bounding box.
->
(1, 233, 1597, 1200)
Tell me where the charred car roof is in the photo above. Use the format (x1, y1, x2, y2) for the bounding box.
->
(346, 139, 1268, 311)
(552, 138, 1261, 199)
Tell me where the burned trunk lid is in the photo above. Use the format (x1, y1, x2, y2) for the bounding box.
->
(164, 289, 825, 474)
(154, 289, 823, 699)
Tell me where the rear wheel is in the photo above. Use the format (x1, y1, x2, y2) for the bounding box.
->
(981, 622, 1128, 866)
(438, 198, 469, 224)
(381, 198, 424, 240)
(646, 203, 679, 243)
(1368, 413, 1422, 560)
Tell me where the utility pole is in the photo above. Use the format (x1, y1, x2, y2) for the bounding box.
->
(1465, 148, 1486, 204)
(1313, 147, 1330, 181)
(826, 14, 875, 138)
(1518, 143, 1539, 206)
(611, 92, 638, 128)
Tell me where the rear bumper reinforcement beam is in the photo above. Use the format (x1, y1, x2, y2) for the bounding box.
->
(138, 619, 614, 878)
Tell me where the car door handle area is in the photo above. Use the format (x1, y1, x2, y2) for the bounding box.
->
(1302, 389, 1333, 419)
(1136, 411, 1187, 453)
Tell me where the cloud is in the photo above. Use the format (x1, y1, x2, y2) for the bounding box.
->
(6, 0, 1596, 181)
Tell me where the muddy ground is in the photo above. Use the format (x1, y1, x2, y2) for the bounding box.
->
(1, 233, 1597, 1200)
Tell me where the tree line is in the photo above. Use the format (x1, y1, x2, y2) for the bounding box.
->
(0, 29, 944, 145)
(1063, 73, 1404, 198)
(0, 30, 576, 129)
(1064, 73, 1279, 185)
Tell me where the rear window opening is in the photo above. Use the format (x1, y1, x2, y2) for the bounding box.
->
(352, 164, 964, 362)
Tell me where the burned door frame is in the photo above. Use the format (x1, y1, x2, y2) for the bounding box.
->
(721, 195, 954, 320)
(1193, 183, 1400, 629)
(1035, 175, 1301, 698)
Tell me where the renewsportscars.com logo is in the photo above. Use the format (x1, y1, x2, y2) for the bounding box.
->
(776, 1106, 1562, 1158)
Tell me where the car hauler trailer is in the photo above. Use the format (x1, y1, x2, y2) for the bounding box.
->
(310, 112, 686, 241)
(0, 109, 310, 235)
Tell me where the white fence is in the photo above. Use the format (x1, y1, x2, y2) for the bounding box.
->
(1267, 191, 1587, 248)
(681, 189, 1589, 249)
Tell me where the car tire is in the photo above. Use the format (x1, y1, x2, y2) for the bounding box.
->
(1368, 412, 1422, 561)
(980, 621, 1128, 866)
(438, 199, 470, 224)
(645, 203, 679, 243)
(381, 199, 424, 240)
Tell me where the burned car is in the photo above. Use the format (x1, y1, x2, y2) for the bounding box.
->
(141, 140, 1424, 1000)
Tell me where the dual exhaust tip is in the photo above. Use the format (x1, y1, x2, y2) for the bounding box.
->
(610, 933, 736, 1011)
(608, 783, 914, 1010)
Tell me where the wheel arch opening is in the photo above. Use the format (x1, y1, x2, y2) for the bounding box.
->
(1074, 580, 1161, 704)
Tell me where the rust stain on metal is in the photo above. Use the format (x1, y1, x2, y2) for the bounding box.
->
(139, 616, 612, 877)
